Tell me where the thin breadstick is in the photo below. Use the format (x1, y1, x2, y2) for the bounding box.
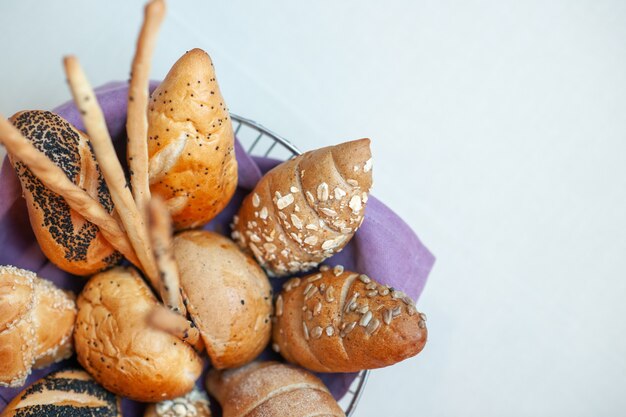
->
(63, 56, 159, 288)
(148, 196, 186, 315)
(0, 114, 140, 267)
(148, 304, 204, 352)
(127, 0, 166, 214)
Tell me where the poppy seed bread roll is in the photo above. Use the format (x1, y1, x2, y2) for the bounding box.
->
(272, 267, 427, 372)
(206, 361, 344, 417)
(8, 110, 121, 276)
(147, 48, 237, 230)
(0, 369, 121, 417)
(232, 139, 372, 277)
(74, 267, 203, 402)
(0, 265, 76, 388)
(173, 230, 272, 369)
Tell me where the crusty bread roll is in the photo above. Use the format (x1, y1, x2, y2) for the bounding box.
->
(74, 266, 203, 401)
(0, 265, 76, 388)
(147, 48, 237, 230)
(8, 110, 122, 276)
(1, 369, 121, 417)
(173, 230, 272, 369)
(206, 361, 345, 417)
(232, 139, 372, 277)
(144, 387, 211, 417)
(273, 267, 427, 372)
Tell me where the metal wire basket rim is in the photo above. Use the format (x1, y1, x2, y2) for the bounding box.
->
(229, 113, 369, 416)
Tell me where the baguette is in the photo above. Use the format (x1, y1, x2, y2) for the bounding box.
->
(147, 48, 237, 230)
(206, 361, 344, 417)
(272, 267, 427, 372)
(232, 139, 372, 277)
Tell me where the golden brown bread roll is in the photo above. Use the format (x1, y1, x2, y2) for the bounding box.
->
(232, 139, 372, 277)
(273, 267, 427, 372)
(0, 265, 76, 388)
(206, 361, 345, 417)
(173, 230, 272, 369)
(147, 48, 237, 230)
(1, 369, 121, 417)
(74, 267, 203, 401)
(144, 387, 211, 417)
(8, 110, 121, 276)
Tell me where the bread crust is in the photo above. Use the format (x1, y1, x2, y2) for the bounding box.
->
(173, 230, 272, 369)
(232, 139, 372, 277)
(8, 110, 121, 276)
(148, 48, 237, 230)
(206, 361, 344, 417)
(273, 268, 427, 372)
(74, 267, 202, 401)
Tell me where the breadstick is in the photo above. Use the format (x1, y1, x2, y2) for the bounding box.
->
(148, 197, 186, 315)
(148, 305, 203, 352)
(63, 55, 159, 288)
(127, 0, 166, 214)
(0, 114, 140, 267)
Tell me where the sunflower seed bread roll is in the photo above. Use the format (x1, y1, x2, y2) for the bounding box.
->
(272, 267, 427, 373)
(232, 139, 372, 277)
(144, 387, 211, 417)
(206, 361, 344, 417)
(0, 369, 121, 417)
(74, 267, 203, 402)
(0, 266, 76, 388)
(8, 110, 122, 276)
(147, 48, 237, 230)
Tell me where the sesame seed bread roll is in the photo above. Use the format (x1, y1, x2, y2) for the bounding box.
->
(144, 387, 212, 417)
(7, 110, 122, 276)
(1, 369, 121, 417)
(147, 48, 237, 230)
(231, 139, 372, 277)
(273, 267, 427, 373)
(0, 266, 76, 388)
(206, 361, 345, 417)
(173, 230, 272, 369)
(74, 267, 203, 402)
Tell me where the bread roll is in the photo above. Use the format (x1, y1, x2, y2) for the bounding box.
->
(273, 267, 427, 372)
(0, 265, 76, 388)
(8, 110, 121, 276)
(1, 369, 121, 417)
(232, 139, 372, 277)
(74, 267, 203, 401)
(173, 230, 272, 369)
(144, 387, 211, 417)
(206, 361, 344, 417)
(147, 48, 237, 230)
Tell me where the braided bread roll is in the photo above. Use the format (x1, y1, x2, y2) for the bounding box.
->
(206, 361, 345, 417)
(8, 111, 121, 275)
(1, 369, 121, 417)
(272, 267, 427, 372)
(147, 48, 237, 230)
(0, 266, 76, 388)
(232, 139, 372, 277)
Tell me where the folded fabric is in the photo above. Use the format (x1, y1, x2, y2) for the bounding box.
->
(0, 82, 435, 414)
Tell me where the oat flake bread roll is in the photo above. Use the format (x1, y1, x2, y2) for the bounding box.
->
(147, 48, 237, 230)
(144, 387, 211, 417)
(7, 111, 122, 276)
(74, 267, 203, 402)
(0, 266, 76, 388)
(0, 369, 121, 417)
(232, 139, 372, 277)
(273, 267, 427, 373)
(206, 361, 345, 417)
(173, 230, 272, 369)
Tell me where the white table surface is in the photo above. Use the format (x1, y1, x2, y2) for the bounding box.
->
(2, 1, 626, 416)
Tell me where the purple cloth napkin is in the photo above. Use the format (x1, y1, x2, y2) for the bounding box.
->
(0, 82, 435, 415)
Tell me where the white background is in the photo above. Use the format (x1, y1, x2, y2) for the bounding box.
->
(2, 1, 626, 416)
